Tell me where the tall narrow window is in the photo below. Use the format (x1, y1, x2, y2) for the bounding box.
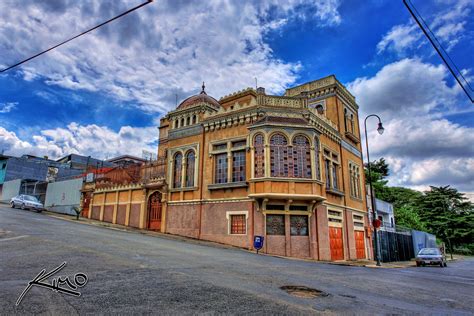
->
(314, 137, 321, 180)
(173, 153, 182, 188)
(270, 133, 289, 177)
(186, 116, 191, 126)
(344, 108, 348, 132)
(332, 163, 338, 189)
(192, 115, 197, 124)
(215, 153, 228, 184)
(325, 159, 331, 188)
(185, 151, 195, 187)
(350, 114, 355, 133)
(254, 134, 265, 178)
(180, 118, 185, 127)
(232, 150, 246, 182)
(292, 135, 311, 178)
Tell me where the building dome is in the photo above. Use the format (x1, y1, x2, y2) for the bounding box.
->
(177, 82, 221, 110)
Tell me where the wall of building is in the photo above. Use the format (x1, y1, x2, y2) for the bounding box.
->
(0, 179, 21, 202)
(89, 186, 147, 229)
(44, 178, 83, 215)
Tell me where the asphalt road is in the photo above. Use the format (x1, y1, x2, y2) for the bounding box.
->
(1, 205, 473, 315)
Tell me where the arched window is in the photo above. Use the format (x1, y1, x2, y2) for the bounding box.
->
(254, 134, 265, 178)
(292, 135, 311, 178)
(270, 133, 289, 177)
(192, 115, 197, 124)
(185, 151, 195, 187)
(180, 118, 185, 127)
(186, 116, 191, 126)
(173, 153, 182, 188)
(314, 137, 321, 180)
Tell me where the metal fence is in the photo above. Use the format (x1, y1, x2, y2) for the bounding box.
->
(375, 230, 415, 262)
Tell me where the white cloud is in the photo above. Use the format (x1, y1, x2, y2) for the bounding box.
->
(376, 23, 422, 55)
(0, 0, 341, 113)
(0, 102, 18, 113)
(348, 58, 459, 118)
(0, 123, 157, 160)
(348, 58, 474, 192)
(376, 0, 472, 55)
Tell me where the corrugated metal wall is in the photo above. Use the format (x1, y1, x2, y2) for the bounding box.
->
(0, 179, 22, 202)
(45, 178, 83, 215)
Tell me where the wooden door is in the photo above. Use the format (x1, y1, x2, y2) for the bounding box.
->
(355, 231, 366, 259)
(147, 192, 162, 231)
(329, 227, 344, 260)
(82, 192, 91, 218)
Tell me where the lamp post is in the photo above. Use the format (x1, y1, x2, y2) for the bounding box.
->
(364, 114, 384, 266)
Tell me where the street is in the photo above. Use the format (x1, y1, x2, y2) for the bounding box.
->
(1, 205, 473, 315)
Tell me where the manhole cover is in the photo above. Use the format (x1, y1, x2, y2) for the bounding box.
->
(280, 285, 329, 298)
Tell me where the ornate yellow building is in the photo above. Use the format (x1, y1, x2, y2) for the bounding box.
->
(157, 75, 372, 261)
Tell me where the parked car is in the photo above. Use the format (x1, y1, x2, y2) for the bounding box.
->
(415, 248, 447, 267)
(10, 195, 44, 212)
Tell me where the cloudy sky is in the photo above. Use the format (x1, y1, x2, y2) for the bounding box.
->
(0, 0, 473, 192)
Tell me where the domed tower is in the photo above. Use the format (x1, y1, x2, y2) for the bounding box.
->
(169, 82, 221, 130)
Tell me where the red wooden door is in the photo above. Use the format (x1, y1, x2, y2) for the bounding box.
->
(147, 192, 162, 231)
(82, 192, 91, 218)
(329, 227, 344, 260)
(355, 231, 366, 259)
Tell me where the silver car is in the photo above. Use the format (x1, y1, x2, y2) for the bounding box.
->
(415, 248, 447, 267)
(10, 195, 44, 212)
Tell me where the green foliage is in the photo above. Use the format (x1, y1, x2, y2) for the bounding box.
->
(363, 159, 473, 254)
(416, 186, 474, 252)
(393, 205, 426, 231)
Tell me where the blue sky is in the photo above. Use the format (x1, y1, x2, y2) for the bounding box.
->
(0, 0, 473, 191)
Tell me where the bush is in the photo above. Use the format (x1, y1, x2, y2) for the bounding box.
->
(453, 246, 474, 256)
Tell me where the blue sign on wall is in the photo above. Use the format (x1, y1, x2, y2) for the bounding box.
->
(254, 235, 264, 253)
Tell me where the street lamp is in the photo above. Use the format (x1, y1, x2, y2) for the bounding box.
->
(364, 114, 384, 266)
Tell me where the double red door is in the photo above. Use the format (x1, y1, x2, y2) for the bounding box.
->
(147, 192, 162, 231)
(329, 227, 344, 260)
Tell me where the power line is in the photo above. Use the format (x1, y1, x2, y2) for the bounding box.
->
(0, 0, 153, 73)
(403, 0, 473, 103)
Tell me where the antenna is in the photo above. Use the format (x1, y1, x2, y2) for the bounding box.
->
(255, 77, 258, 90)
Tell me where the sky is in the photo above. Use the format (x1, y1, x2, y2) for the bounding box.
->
(0, 0, 473, 193)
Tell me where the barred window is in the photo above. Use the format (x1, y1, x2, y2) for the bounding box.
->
(185, 151, 195, 187)
(290, 215, 308, 236)
(266, 214, 285, 235)
(254, 134, 265, 178)
(232, 150, 246, 182)
(270, 133, 289, 177)
(173, 153, 182, 188)
(214, 153, 228, 184)
(292, 135, 311, 178)
(230, 215, 246, 234)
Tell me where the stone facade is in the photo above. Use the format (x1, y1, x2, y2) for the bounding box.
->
(157, 76, 373, 261)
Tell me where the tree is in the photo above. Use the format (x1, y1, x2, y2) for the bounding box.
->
(416, 186, 474, 256)
(393, 205, 426, 231)
(364, 158, 389, 194)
